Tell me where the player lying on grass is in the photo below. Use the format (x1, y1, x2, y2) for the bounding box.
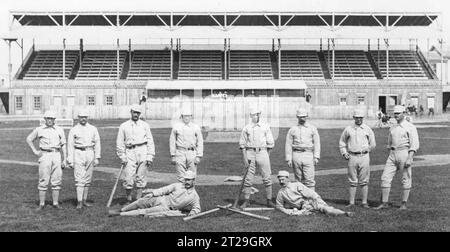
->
(275, 170, 354, 217)
(108, 170, 200, 217)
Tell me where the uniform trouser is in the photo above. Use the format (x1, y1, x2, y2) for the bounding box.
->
(175, 149, 197, 182)
(124, 196, 171, 215)
(347, 154, 370, 187)
(381, 150, 412, 189)
(302, 198, 345, 215)
(122, 145, 148, 189)
(74, 149, 95, 187)
(38, 152, 62, 191)
(292, 151, 315, 188)
(243, 149, 272, 197)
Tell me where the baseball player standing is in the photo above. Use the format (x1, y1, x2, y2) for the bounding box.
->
(339, 108, 376, 208)
(238, 107, 275, 208)
(285, 108, 320, 191)
(116, 104, 155, 203)
(26, 111, 67, 211)
(376, 105, 419, 210)
(169, 106, 204, 182)
(67, 109, 101, 210)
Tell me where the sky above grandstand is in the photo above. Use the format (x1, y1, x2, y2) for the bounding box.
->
(0, 0, 449, 81)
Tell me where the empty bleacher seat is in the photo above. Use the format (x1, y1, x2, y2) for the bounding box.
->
(23, 50, 78, 80)
(326, 50, 376, 80)
(229, 51, 273, 80)
(127, 50, 171, 80)
(280, 51, 324, 79)
(178, 50, 222, 80)
(76, 51, 126, 80)
(370, 50, 428, 79)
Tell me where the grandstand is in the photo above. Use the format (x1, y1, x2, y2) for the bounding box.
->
(280, 51, 324, 79)
(128, 50, 171, 80)
(2, 9, 445, 120)
(22, 50, 78, 80)
(178, 50, 222, 80)
(76, 51, 127, 80)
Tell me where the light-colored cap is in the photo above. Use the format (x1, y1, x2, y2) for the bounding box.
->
(183, 170, 196, 180)
(43, 111, 57, 119)
(78, 109, 89, 117)
(296, 108, 308, 117)
(130, 104, 142, 113)
(249, 107, 262, 115)
(353, 109, 365, 117)
(180, 106, 192, 116)
(393, 105, 406, 113)
(277, 170, 290, 178)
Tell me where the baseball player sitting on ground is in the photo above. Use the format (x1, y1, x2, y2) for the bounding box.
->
(67, 109, 101, 210)
(108, 170, 200, 217)
(275, 170, 354, 217)
(116, 104, 155, 203)
(26, 111, 67, 211)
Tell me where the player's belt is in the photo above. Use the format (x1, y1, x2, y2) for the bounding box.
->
(390, 146, 409, 151)
(126, 142, 147, 149)
(176, 146, 195, 151)
(40, 148, 61, 152)
(246, 147, 267, 152)
(293, 148, 313, 152)
(75, 146, 94, 151)
(348, 151, 369, 155)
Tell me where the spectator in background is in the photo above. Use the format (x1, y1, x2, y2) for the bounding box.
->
(139, 92, 147, 105)
(419, 105, 424, 117)
(305, 92, 312, 103)
(428, 107, 435, 117)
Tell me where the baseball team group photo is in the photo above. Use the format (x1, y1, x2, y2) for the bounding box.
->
(0, 0, 449, 232)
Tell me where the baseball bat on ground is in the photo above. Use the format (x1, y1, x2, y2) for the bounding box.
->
(183, 204, 232, 221)
(106, 164, 125, 208)
(218, 205, 270, 221)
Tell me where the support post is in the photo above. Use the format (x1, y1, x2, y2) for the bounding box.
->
(117, 39, 120, 80)
(224, 38, 227, 80)
(63, 38, 66, 80)
(170, 38, 174, 80)
(386, 39, 389, 80)
(8, 40, 12, 86)
(278, 38, 281, 80)
(332, 38, 335, 79)
(440, 38, 444, 85)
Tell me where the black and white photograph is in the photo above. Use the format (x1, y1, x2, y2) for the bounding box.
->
(0, 0, 449, 235)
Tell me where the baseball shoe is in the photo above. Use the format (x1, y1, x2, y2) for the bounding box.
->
(345, 203, 355, 208)
(52, 204, 63, 210)
(345, 212, 355, 217)
(374, 203, 389, 210)
(266, 199, 276, 208)
(83, 201, 93, 207)
(361, 203, 370, 209)
(108, 209, 121, 217)
(399, 202, 408, 210)
(35, 205, 45, 212)
(239, 200, 250, 210)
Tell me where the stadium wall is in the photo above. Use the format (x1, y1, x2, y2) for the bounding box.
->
(9, 79, 442, 121)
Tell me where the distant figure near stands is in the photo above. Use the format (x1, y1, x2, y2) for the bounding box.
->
(116, 104, 155, 203)
(285, 108, 320, 191)
(339, 109, 376, 209)
(26, 111, 67, 211)
(375, 105, 419, 211)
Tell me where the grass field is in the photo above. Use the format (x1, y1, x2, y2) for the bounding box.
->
(0, 120, 449, 232)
